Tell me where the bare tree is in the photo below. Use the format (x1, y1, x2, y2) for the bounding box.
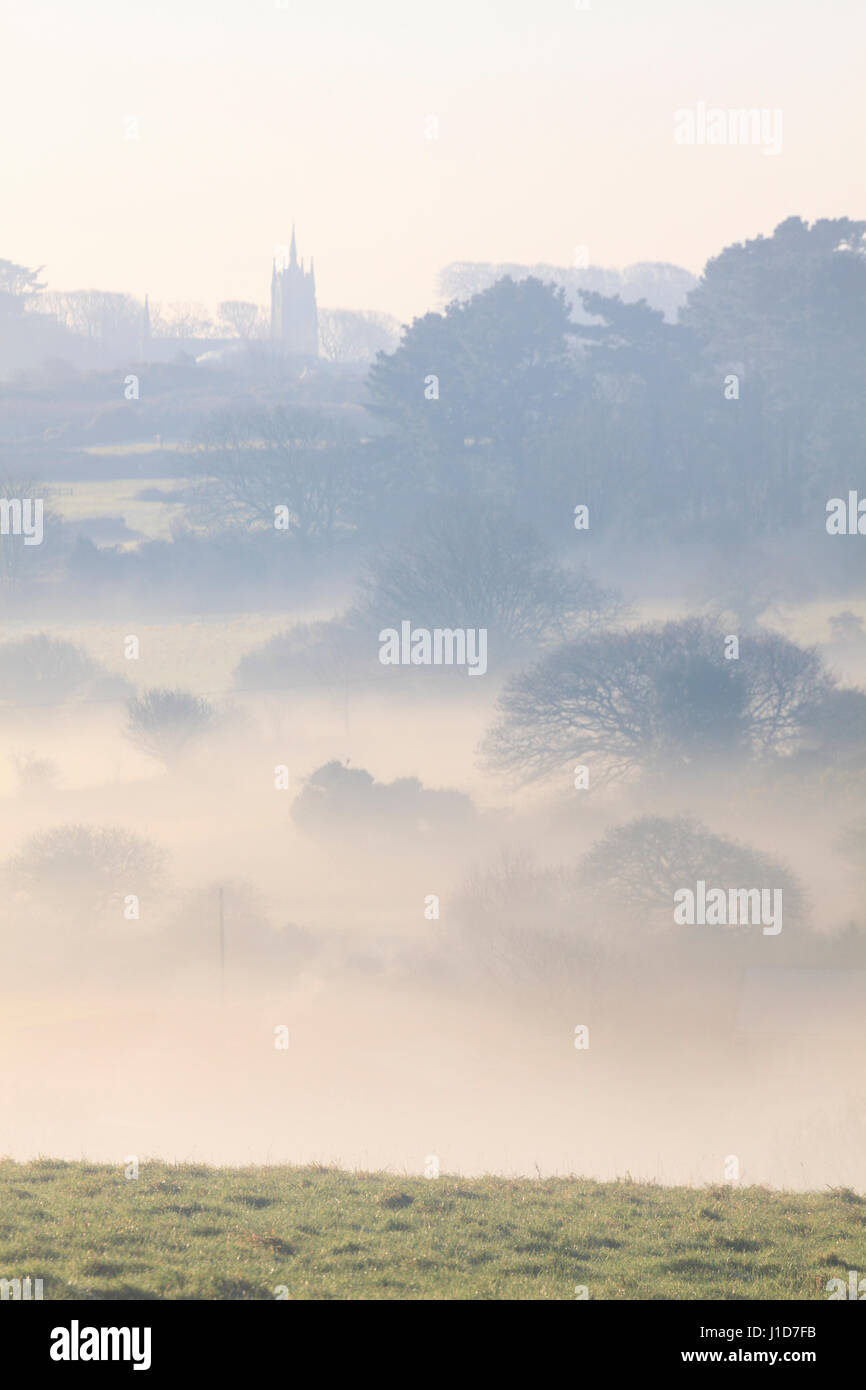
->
(8, 823, 167, 918)
(0, 632, 119, 700)
(10, 751, 60, 797)
(579, 814, 806, 925)
(483, 618, 836, 783)
(39, 290, 142, 343)
(359, 498, 621, 652)
(218, 300, 265, 340)
(190, 405, 359, 540)
(124, 688, 215, 766)
(151, 301, 215, 339)
(318, 307, 401, 362)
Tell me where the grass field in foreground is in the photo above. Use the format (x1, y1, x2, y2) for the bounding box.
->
(1, 1161, 864, 1300)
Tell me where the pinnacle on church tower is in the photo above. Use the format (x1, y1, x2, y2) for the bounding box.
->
(270, 223, 318, 357)
(138, 293, 151, 358)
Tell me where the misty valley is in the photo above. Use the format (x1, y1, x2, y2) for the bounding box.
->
(1, 2, 865, 1322)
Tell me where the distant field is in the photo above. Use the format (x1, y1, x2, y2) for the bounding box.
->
(46, 477, 191, 542)
(1, 1161, 864, 1300)
(0, 612, 302, 691)
(75, 444, 190, 457)
(4, 599, 863, 696)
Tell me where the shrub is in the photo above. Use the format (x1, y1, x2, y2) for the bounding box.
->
(124, 687, 215, 765)
(233, 618, 370, 691)
(291, 760, 476, 839)
(0, 633, 127, 704)
(8, 823, 167, 919)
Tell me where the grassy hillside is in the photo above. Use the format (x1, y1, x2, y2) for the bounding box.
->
(1, 1161, 864, 1300)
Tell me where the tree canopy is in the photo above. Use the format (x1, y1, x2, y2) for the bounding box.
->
(483, 617, 835, 783)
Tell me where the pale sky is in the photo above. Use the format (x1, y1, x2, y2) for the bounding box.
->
(2, 0, 864, 323)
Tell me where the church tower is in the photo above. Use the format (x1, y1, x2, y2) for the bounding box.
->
(271, 225, 318, 357)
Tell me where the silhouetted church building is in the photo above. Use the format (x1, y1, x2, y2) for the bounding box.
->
(133, 226, 319, 366)
(271, 225, 318, 357)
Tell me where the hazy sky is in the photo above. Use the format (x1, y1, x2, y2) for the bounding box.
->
(2, 0, 864, 323)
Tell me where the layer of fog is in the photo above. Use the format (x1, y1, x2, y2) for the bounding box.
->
(2, 669, 864, 1190)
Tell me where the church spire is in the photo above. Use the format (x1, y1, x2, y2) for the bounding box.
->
(271, 224, 318, 358)
(138, 293, 151, 361)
